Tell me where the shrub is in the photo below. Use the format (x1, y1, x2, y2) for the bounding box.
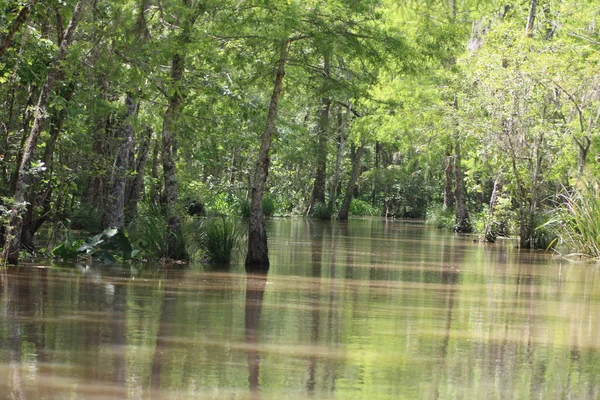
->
(426, 204, 455, 230)
(69, 204, 101, 232)
(262, 195, 276, 217)
(349, 199, 380, 216)
(131, 202, 169, 260)
(312, 202, 333, 220)
(239, 196, 276, 218)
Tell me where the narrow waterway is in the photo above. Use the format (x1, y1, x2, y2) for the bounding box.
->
(1, 219, 599, 399)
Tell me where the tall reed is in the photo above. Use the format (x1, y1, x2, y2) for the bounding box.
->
(553, 182, 600, 258)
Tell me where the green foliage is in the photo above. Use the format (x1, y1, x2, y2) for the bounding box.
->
(426, 204, 455, 230)
(525, 212, 558, 251)
(239, 198, 251, 218)
(69, 204, 101, 232)
(262, 195, 276, 217)
(52, 228, 138, 263)
(472, 196, 517, 241)
(551, 183, 600, 258)
(131, 202, 169, 260)
(190, 216, 244, 264)
(238, 196, 276, 218)
(349, 199, 380, 217)
(312, 202, 333, 220)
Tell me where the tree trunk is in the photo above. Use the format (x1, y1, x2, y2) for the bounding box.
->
(328, 107, 349, 211)
(443, 149, 454, 210)
(576, 137, 591, 175)
(338, 139, 365, 220)
(482, 175, 502, 243)
(245, 40, 289, 271)
(2, 0, 87, 264)
(162, 52, 186, 259)
(453, 139, 472, 233)
(103, 92, 135, 229)
(0, 0, 36, 58)
(10, 84, 37, 192)
(309, 55, 330, 213)
(20, 84, 75, 251)
(525, 0, 537, 37)
(149, 135, 161, 204)
(126, 126, 152, 222)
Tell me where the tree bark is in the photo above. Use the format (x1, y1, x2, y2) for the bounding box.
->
(328, 107, 349, 211)
(245, 40, 290, 271)
(443, 148, 454, 210)
(525, 0, 538, 37)
(338, 139, 365, 220)
(126, 126, 152, 222)
(309, 55, 331, 213)
(160, 2, 200, 260)
(20, 84, 75, 251)
(2, 0, 87, 264)
(162, 52, 186, 259)
(453, 139, 472, 233)
(482, 175, 502, 243)
(103, 93, 136, 229)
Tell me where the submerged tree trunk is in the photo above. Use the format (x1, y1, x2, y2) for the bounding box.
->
(162, 53, 186, 260)
(246, 40, 289, 271)
(309, 55, 331, 213)
(338, 139, 365, 221)
(481, 175, 502, 243)
(103, 93, 136, 229)
(2, 0, 87, 264)
(453, 139, 472, 233)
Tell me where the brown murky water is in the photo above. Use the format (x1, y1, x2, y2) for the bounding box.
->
(2, 219, 600, 399)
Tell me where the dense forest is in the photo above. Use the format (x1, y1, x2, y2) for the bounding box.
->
(0, 0, 599, 267)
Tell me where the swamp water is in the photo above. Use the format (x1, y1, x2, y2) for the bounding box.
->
(1, 218, 600, 399)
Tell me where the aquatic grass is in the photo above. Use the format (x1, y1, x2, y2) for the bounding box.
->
(190, 216, 245, 264)
(239, 196, 276, 218)
(551, 183, 600, 258)
(526, 212, 557, 250)
(312, 202, 333, 220)
(426, 203, 455, 230)
(130, 202, 169, 260)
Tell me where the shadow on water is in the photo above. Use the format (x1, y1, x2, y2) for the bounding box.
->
(245, 272, 267, 399)
(149, 267, 181, 399)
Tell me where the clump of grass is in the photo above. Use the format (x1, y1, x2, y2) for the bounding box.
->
(130, 202, 169, 260)
(426, 203, 455, 230)
(239, 198, 251, 218)
(312, 202, 333, 220)
(526, 212, 557, 250)
(239, 196, 276, 218)
(192, 216, 244, 264)
(552, 183, 600, 258)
